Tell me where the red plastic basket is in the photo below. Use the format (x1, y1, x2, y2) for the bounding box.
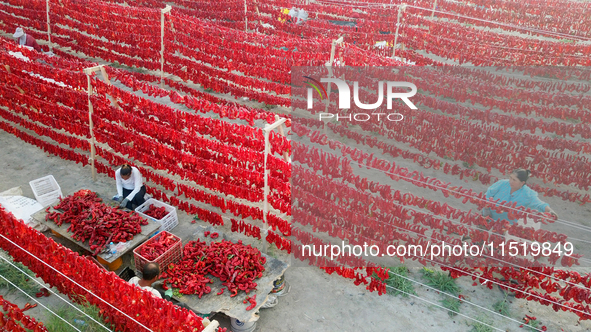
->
(133, 231, 182, 274)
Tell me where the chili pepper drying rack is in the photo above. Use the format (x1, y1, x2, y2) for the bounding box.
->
(160, 5, 172, 88)
(262, 116, 287, 228)
(45, 0, 52, 52)
(392, 4, 407, 58)
(83, 64, 120, 182)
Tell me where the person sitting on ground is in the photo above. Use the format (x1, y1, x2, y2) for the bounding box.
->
(113, 164, 146, 210)
(128, 262, 162, 298)
(129, 262, 198, 312)
(483, 168, 558, 224)
(13, 27, 42, 52)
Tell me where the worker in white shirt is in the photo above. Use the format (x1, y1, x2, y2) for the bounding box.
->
(113, 164, 146, 209)
(128, 262, 162, 298)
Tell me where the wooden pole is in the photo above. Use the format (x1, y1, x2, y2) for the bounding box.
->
(46, 0, 52, 52)
(329, 36, 343, 65)
(161, 5, 172, 88)
(262, 118, 286, 253)
(263, 129, 269, 225)
(83, 65, 105, 182)
(274, 115, 290, 163)
(324, 36, 343, 134)
(99, 66, 121, 109)
(201, 320, 220, 332)
(392, 5, 406, 59)
(401, 44, 406, 62)
(431, 0, 438, 18)
(244, 0, 248, 31)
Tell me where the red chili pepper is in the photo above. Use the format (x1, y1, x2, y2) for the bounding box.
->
(246, 294, 257, 311)
(144, 205, 168, 219)
(46, 190, 148, 255)
(162, 239, 265, 297)
(210, 232, 219, 239)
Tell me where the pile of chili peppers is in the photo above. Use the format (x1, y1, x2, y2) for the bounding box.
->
(161, 239, 266, 300)
(0, 295, 48, 332)
(143, 205, 168, 220)
(45, 190, 148, 255)
(137, 232, 179, 261)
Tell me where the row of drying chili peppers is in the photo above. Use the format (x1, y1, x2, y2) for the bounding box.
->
(324, 116, 591, 196)
(105, 67, 289, 128)
(257, 0, 588, 65)
(298, 124, 591, 209)
(0, 295, 48, 332)
(403, 67, 591, 123)
(0, 105, 394, 302)
(93, 123, 290, 215)
(294, 132, 570, 238)
(0, 44, 292, 209)
(92, 78, 291, 161)
(332, 67, 591, 143)
(302, 119, 589, 205)
(0, 50, 294, 217)
(292, 130, 591, 311)
(0, 207, 205, 331)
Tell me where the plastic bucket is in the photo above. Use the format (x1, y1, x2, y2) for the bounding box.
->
(230, 318, 256, 332)
(271, 274, 286, 295)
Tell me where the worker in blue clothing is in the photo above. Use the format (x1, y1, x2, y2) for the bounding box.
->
(483, 169, 558, 224)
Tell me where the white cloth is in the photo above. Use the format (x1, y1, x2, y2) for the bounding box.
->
(128, 277, 162, 298)
(18, 34, 26, 46)
(115, 166, 143, 201)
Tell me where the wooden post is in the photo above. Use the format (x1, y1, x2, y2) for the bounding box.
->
(160, 5, 172, 88)
(99, 66, 121, 109)
(329, 36, 343, 65)
(244, 0, 248, 31)
(201, 319, 220, 332)
(401, 44, 406, 62)
(324, 36, 343, 135)
(431, 0, 438, 18)
(392, 4, 406, 59)
(274, 115, 290, 163)
(46, 0, 52, 52)
(262, 117, 287, 253)
(83, 65, 105, 182)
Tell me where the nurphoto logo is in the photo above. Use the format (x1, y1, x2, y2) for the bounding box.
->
(304, 76, 417, 122)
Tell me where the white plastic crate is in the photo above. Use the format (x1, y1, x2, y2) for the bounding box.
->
(29, 175, 62, 207)
(135, 199, 178, 232)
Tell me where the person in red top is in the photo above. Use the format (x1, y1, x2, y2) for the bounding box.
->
(13, 27, 42, 52)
